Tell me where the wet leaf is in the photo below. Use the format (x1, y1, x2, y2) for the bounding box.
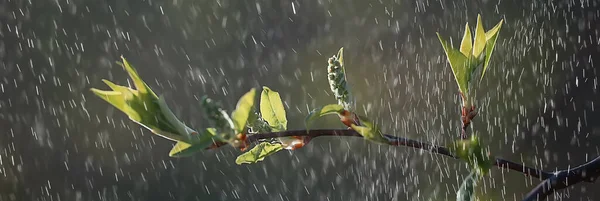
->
(260, 87, 287, 131)
(437, 33, 470, 95)
(305, 104, 345, 129)
(169, 128, 217, 157)
(351, 115, 388, 143)
(459, 23, 473, 56)
(451, 135, 493, 175)
(235, 142, 284, 164)
(201, 97, 235, 137)
(472, 15, 486, 58)
(157, 96, 196, 139)
(336, 47, 345, 75)
(91, 57, 194, 142)
(456, 170, 478, 201)
(480, 19, 503, 82)
(231, 88, 257, 133)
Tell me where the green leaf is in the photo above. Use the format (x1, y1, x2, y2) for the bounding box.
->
(351, 115, 388, 143)
(485, 19, 504, 41)
(169, 128, 217, 157)
(336, 47, 345, 75)
(456, 171, 478, 201)
(158, 96, 196, 139)
(451, 135, 493, 175)
(118, 56, 155, 97)
(305, 104, 345, 129)
(231, 88, 257, 133)
(91, 87, 139, 120)
(459, 23, 472, 56)
(91, 57, 193, 142)
(260, 87, 287, 131)
(201, 96, 235, 135)
(471, 14, 486, 58)
(235, 142, 284, 164)
(437, 33, 470, 95)
(480, 19, 503, 82)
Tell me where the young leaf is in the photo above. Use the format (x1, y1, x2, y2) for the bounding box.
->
(480, 19, 503, 82)
(260, 87, 287, 131)
(158, 96, 196, 140)
(437, 33, 470, 95)
(247, 113, 272, 133)
(456, 171, 478, 201)
(118, 56, 154, 96)
(201, 96, 235, 135)
(336, 47, 345, 75)
(451, 135, 493, 175)
(471, 14, 486, 58)
(235, 142, 284, 164)
(231, 88, 257, 133)
(305, 104, 345, 129)
(169, 128, 218, 157)
(91, 57, 194, 142)
(459, 23, 473, 56)
(351, 115, 388, 143)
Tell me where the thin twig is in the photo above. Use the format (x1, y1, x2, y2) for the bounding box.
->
(243, 129, 552, 180)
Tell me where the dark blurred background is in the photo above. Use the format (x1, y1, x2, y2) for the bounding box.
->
(1, 0, 599, 200)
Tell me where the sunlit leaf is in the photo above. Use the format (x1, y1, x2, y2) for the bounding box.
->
(305, 104, 345, 129)
(231, 88, 257, 133)
(235, 142, 284, 164)
(451, 135, 493, 175)
(336, 47, 345, 75)
(472, 15, 486, 58)
(169, 128, 217, 157)
(437, 33, 470, 95)
(260, 87, 287, 131)
(459, 23, 473, 56)
(456, 170, 478, 201)
(91, 57, 194, 143)
(351, 115, 388, 143)
(480, 19, 503, 82)
(118, 56, 154, 96)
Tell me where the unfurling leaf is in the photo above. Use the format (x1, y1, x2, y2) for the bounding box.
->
(459, 23, 473, 56)
(437, 15, 503, 106)
(231, 88, 257, 133)
(451, 135, 493, 175)
(247, 112, 272, 134)
(169, 128, 218, 157)
(201, 96, 235, 132)
(456, 170, 479, 201)
(472, 15, 486, 58)
(235, 142, 284, 165)
(351, 115, 388, 143)
(260, 87, 287, 131)
(305, 104, 345, 129)
(437, 33, 470, 96)
(91, 57, 195, 142)
(480, 19, 503, 82)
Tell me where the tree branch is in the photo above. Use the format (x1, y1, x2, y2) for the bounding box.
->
(522, 156, 600, 201)
(241, 129, 600, 200)
(242, 129, 553, 180)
